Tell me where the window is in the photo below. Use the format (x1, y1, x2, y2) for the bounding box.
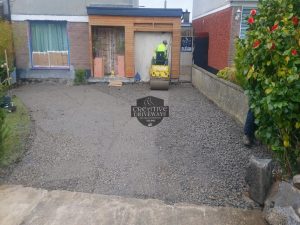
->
(240, 7, 257, 39)
(30, 21, 69, 68)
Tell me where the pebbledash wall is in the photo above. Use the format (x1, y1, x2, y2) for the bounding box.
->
(192, 65, 248, 124)
(10, 0, 139, 79)
(192, 0, 258, 71)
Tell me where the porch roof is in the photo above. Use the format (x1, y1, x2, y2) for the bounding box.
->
(87, 6, 183, 18)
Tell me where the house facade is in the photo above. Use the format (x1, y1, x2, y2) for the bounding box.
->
(192, 0, 258, 72)
(10, 0, 182, 81)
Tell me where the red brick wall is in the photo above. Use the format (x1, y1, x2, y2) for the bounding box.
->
(68, 22, 90, 70)
(193, 7, 233, 70)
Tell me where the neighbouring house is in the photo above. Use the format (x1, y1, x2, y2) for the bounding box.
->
(0, 0, 9, 20)
(192, 0, 258, 72)
(9, 0, 182, 81)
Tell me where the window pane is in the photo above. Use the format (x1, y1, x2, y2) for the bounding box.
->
(30, 21, 69, 68)
(240, 8, 257, 39)
(31, 22, 68, 52)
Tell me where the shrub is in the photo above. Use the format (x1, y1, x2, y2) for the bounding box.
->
(217, 66, 247, 88)
(0, 20, 14, 82)
(217, 67, 237, 83)
(74, 69, 86, 85)
(235, 0, 300, 175)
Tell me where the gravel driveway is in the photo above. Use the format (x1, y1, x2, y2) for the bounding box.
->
(1, 83, 270, 208)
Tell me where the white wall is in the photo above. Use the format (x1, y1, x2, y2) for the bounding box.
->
(192, 0, 258, 20)
(10, 0, 139, 16)
(193, 0, 230, 19)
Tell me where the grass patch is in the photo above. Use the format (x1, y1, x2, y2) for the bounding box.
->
(0, 96, 30, 167)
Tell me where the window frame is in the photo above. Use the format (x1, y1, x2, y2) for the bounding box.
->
(29, 20, 70, 70)
(239, 7, 257, 39)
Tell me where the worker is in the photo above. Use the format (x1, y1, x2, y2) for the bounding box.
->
(153, 40, 168, 65)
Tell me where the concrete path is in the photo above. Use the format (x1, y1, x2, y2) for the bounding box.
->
(0, 185, 266, 225)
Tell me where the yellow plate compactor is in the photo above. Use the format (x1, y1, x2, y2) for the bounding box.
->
(149, 64, 170, 90)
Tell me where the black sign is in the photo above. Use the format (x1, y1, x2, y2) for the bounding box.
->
(181, 37, 193, 52)
(131, 96, 169, 127)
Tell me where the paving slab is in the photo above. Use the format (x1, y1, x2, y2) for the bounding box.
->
(0, 185, 267, 225)
(0, 185, 47, 225)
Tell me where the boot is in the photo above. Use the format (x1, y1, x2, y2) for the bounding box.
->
(243, 135, 252, 147)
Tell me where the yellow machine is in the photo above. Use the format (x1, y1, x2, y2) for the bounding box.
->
(149, 64, 170, 90)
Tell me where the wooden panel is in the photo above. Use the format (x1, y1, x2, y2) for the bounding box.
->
(125, 26, 134, 77)
(89, 24, 93, 76)
(32, 52, 69, 67)
(89, 15, 181, 78)
(134, 23, 153, 28)
(32, 52, 49, 67)
(94, 57, 104, 78)
(171, 19, 182, 78)
(134, 27, 174, 32)
(49, 52, 68, 67)
(117, 55, 125, 76)
(154, 23, 173, 29)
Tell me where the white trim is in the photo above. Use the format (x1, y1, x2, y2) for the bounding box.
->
(11, 14, 88, 22)
(192, 4, 231, 20)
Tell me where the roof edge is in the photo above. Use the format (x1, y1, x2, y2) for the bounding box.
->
(87, 7, 183, 18)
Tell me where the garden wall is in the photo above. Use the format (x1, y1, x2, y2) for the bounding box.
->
(192, 65, 248, 124)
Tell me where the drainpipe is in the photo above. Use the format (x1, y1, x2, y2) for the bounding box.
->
(7, 0, 11, 22)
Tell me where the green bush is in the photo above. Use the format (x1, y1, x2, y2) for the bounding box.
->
(217, 67, 237, 82)
(217, 66, 247, 88)
(74, 69, 86, 85)
(0, 20, 14, 82)
(235, 0, 300, 175)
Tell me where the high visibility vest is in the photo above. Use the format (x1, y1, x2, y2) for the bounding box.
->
(155, 43, 167, 59)
(156, 43, 167, 53)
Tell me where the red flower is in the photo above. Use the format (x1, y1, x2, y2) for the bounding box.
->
(292, 16, 299, 26)
(248, 17, 255, 24)
(291, 49, 298, 56)
(271, 24, 279, 32)
(250, 9, 257, 16)
(253, 40, 261, 49)
(271, 43, 276, 50)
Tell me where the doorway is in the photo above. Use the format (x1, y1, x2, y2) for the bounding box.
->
(92, 26, 125, 77)
(134, 32, 172, 82)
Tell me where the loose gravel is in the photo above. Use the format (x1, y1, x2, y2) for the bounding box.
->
(1, 83, 270, 209)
